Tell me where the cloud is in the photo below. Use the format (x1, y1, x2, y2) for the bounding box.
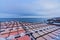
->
(0, 0, 60, 18)
(27, 0, 60, 16)
(0, 13, 19, 18)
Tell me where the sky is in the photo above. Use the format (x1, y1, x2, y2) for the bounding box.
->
(0, 0, 60, 18)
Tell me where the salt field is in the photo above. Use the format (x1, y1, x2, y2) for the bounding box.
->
(0, 21, 60, 40)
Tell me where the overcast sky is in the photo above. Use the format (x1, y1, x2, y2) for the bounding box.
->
(0, 0, 60, 18)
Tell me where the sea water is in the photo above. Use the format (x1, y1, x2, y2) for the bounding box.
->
(0, 18, 47, 23)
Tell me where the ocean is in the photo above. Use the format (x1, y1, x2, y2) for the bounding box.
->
(0, 18, 48, 23)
